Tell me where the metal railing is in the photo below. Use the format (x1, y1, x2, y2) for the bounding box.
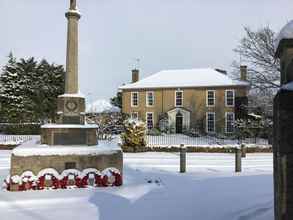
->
(146, 134, 269, 148)
(0, 135, 35, 145)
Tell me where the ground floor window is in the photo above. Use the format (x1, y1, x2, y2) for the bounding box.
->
(131, 112, 138, 120)
(146, 112, 154, 130)
(206, 112, 215, 133)
(225, 112, 235, 133)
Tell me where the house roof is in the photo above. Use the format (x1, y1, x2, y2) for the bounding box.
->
(119, 68, 249, 90)
(275, 20, 293, 53)
(86, 99, 120, 114)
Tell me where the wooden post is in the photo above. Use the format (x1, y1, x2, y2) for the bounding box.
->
(235, 147, 242, 172)
(180, 144, 186, 173)
(241, 143, 246, 158)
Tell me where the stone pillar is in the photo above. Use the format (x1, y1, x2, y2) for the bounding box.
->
(241, 143, 246, 158)
(65, 2, 81, 94)
(235, 147, 242, 172)
(273, 90, 293, 219)
(180, 144, 186, 173)
(274, 22, 293, 220)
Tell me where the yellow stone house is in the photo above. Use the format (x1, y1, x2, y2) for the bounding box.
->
(119, 67, 250, 134)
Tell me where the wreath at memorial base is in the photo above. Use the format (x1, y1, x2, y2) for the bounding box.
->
(3, 168, 122, 191)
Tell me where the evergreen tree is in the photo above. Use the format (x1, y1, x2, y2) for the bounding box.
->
(0, 54, 65, 123)
(110, 91, 122, 109)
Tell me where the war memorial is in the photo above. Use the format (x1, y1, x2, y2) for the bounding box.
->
(3, 0, 123, 191)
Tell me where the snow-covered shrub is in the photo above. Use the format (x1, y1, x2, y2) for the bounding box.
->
(158, 113, 169, 133)
(87, 112, 126, 140)
(121, 119, 146, 152)
(147, 128, 162, 136)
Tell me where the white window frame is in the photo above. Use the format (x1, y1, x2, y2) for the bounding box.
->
(131, 112, 139, 120)
(206, 112, 216, 133)
(225, 90, 235, 107)
(175, 90, 183, 107)
(146, 112, 154, 130)
(225, 112, 235, 134)
(146, 91, 155, 107)
(206, 90, 216, 107)
(131, 91, 139, 107)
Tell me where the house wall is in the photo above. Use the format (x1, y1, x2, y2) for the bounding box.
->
(122, 86, 248, 133)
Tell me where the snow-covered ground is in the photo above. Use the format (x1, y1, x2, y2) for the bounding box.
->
(0, 150, 273, 220)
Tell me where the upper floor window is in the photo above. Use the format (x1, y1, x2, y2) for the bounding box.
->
(225, 112, 235, 133)
(146, 112, 154, 130)
(131, 92, 139, 107)
(175, 90, 183, 107)
(206, 90, 215, 107)
(206, 112, 215, 133)
(146, 91, 155, 107)
(225, 90, 235, 107)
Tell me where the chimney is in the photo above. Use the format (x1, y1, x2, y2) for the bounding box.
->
(240, 65, 247, 81)
(132, 69, 139, 83)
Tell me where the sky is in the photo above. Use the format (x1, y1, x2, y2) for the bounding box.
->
(0, 0, 292, 102)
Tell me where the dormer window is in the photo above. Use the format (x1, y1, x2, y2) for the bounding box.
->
(175, 90, 183, 107)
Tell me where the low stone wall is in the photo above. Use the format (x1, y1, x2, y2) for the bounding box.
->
(10, 150, 123, 177)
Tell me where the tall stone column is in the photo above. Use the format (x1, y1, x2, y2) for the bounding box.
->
(65, 0, 81, 94)
(56, 0, 85, 125)
(274, 20, 293, 220)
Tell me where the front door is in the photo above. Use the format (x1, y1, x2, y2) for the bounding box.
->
(176, 112, 183, 133)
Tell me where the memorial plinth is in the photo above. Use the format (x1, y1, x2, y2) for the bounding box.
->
(4, 0, 123, 192)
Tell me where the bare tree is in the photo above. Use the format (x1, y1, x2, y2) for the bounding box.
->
(232, 26, 280, 117)
(233, 26, 280, 90)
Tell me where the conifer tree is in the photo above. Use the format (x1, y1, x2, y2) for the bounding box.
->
(0, 54, 65, 123)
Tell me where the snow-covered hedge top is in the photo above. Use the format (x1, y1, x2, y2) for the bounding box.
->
(119, 68, 249, 90)
(86, 99, 120, 114)
(12, 138, 121, 157)
(275, 20, 293, 52)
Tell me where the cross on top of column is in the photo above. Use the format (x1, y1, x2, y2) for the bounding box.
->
(70, 0, 77, 10)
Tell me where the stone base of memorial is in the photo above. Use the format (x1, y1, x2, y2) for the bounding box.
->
(3, 137, 123, 191)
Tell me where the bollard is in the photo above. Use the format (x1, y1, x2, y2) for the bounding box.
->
(235, 147, 242, 172)
(180, 144, 186, 173)
(241, 143, 246, 158)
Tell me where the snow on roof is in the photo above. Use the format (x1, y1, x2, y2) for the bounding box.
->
(119, 68, 249, 90)
(86, 99, 120, 114)
(275, 20, 293, 52)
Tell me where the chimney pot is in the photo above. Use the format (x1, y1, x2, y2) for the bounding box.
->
(132, 69, 139, 83)
(240, 65, 247, 81)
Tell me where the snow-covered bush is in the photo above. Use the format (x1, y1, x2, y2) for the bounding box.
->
(121, 119, 146, 152)
(147, 128, 162, 136)
(234, 115, 272, 141)
(158, 113, 169, 133)
(87, 112, 126, 140)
